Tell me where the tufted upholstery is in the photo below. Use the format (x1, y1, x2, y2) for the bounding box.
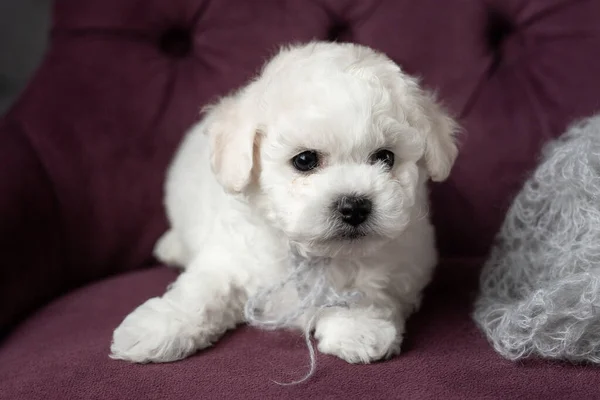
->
(1, 0, 600, 398)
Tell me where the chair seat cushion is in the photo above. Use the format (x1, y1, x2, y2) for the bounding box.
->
(1, 261, 597, 399)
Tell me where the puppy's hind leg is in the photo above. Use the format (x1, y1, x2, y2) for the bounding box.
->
(110, 247, 256, 363)
(153, 230, 186, 268)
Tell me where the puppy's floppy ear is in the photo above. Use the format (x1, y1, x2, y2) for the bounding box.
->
(204, 93, 258, 194)
(413, 90, 459, 182)
(390, 73, 459, 182)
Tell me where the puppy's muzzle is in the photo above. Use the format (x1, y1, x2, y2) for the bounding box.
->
(335, 196, 372, 226)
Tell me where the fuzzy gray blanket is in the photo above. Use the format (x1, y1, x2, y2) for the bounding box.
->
(474, 114, 600, 363)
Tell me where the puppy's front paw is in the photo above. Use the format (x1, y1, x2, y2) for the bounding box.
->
(315, 311, 402, 364)
(110, 297, 208, 363)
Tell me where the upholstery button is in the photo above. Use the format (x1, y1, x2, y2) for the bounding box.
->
(486, 9, 517, 71)
(328, 23, 350, 41)
(486, 10, 514, 52)
(159, 28, 192, 58)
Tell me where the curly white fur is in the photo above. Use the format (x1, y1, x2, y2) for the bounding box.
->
(109, 42, 458, 378)
(474, 114, 600, 363)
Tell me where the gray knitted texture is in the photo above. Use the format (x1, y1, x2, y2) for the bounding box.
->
(474, 114, 600, 363)
(244, 249, 361, 384)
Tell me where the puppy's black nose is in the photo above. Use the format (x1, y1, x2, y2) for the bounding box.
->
(336, 196, 372, 226)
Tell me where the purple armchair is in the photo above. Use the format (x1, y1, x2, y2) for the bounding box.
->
(2, 1, 600, 398)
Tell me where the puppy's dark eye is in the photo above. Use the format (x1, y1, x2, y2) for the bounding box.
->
(292, 150, 319, 172)
(370, 149, 395, 169)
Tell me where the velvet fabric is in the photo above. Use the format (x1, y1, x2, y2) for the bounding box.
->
(3, 262, 600, 399)
(1, 0, 600, 398)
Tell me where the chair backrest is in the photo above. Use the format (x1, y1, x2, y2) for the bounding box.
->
(2, 0, 600, 332)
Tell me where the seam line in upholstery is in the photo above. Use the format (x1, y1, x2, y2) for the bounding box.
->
(3, 115, 69, 271)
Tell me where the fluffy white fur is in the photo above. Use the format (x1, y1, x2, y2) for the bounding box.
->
(110, 41, 458, 365)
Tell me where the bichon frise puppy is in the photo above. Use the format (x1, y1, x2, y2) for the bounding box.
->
(110, 41, 458, 365)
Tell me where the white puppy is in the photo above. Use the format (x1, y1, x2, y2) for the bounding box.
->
(110, 41, 458, 365)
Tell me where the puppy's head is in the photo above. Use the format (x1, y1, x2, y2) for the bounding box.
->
(206, 42, 458, 257)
